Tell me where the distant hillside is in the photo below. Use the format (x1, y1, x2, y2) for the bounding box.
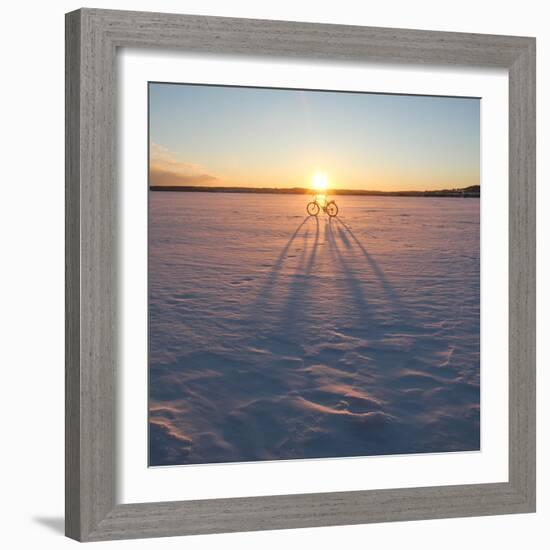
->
(150, 184, 480, 198)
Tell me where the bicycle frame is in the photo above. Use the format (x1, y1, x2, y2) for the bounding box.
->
(307, 193, 339, 217)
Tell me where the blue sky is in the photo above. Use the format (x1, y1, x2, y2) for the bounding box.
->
(149, 82, 480, 191)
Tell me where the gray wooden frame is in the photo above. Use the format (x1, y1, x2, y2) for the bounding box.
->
(65, 8, 536, 542)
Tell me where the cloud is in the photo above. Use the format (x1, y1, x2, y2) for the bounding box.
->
(149, 143, 219, 186)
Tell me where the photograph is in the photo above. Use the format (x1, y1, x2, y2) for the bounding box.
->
(148, 82, 481, 467)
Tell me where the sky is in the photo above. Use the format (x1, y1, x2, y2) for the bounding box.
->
(149, 82, 480, 192)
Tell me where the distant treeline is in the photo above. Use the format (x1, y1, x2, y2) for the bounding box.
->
(150, 184, 480, 198)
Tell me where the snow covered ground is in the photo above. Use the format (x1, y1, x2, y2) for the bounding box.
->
(148, 192, 480, 466)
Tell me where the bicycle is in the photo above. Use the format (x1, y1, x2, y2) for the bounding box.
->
(306, 193, 339, 217)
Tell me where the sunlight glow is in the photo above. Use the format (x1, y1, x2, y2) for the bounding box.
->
(312, 171, 329, 192)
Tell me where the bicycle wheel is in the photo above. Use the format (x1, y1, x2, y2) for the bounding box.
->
(326, 202, 338, 217)
(307, 201, 320, 216)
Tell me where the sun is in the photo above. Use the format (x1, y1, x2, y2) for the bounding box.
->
(311, 171, 329, 192)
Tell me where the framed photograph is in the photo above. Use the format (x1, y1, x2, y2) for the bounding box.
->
(65, 8, 536, 542)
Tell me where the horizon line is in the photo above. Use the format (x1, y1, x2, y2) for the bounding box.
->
(149, 184, 480, 197)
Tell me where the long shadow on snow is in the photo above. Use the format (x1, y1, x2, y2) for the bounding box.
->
(274, 216, 319, 337)
(247, 216, 318, 355)
(334, 217, 414, 325)
(251, 216, 311, 312)
(325, 219, 383, 335)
